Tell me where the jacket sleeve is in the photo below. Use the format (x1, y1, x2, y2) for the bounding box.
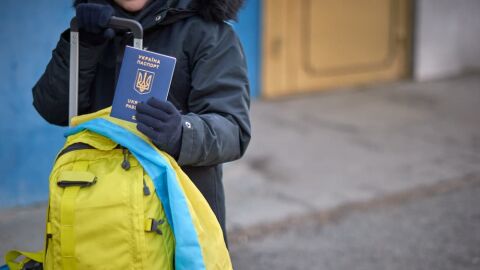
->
(177, 22, 251, 166)
(32, 29, 107, 126)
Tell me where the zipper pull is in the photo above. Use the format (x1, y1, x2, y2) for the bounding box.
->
(121, 148, 131, 170)
(143, 178, 151, 196)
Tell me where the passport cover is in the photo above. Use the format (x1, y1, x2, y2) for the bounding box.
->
(110, 46, 176, 123)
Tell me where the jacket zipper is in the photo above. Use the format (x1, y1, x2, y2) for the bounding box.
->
(168, 94, 183, 113)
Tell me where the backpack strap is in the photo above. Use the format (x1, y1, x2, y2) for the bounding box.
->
(5, 250, 43, 270)
(56, 161, 95, 270)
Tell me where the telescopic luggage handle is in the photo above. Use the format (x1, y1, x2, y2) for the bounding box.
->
(69, 16, 144, 125)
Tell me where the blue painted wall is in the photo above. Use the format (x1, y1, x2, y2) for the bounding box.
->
(0, 0, 73, 208)
(233, 0, 261, 98)
(0, 1, 261, 208)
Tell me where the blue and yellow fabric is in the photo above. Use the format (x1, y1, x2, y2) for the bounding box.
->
(2, 108, 232, 270)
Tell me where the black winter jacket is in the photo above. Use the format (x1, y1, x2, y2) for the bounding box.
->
(32, 0, 251, 236)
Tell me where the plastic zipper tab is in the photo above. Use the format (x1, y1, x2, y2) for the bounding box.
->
(121, 148, 131, 170)
(143, 178, 151, 196)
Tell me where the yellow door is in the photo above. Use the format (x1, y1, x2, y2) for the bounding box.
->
(262, 0, 412, 98)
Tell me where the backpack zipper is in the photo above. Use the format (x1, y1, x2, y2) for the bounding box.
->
(57, 143, 131, 171)
(56, 143, 94, 159)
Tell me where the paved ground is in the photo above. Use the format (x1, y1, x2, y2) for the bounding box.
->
(224, 74, 480, 231)
(1, 74, 480, 268)
(230, 175, 480, 270)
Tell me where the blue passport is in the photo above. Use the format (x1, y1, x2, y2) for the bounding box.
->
(110, 46, 176, 123)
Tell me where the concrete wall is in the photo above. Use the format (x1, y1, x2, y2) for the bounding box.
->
(415, 0, 480, 80)
(0, 0, 260, 208)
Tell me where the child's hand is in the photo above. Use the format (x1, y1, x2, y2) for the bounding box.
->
(136, 97, 183, 159)
(76, 3, 115, 44)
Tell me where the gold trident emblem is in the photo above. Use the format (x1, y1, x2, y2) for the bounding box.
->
(134, 69, 154, 94)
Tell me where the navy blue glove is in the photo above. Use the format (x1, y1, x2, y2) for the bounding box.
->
(136, 97, 183, 159)
(76, 3, 115, 45)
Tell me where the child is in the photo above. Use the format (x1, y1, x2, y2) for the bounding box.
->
(32, 0, 251, 242)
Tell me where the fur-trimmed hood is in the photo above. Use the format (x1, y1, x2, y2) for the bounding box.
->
(188, 0, 244, 22)
(74, 0, 245, 26)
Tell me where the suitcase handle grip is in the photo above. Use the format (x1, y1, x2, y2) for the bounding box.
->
(69, 16, 144, 125)
(70, 16, 143, 40)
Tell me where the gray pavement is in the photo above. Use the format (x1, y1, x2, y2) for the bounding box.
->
(1, 74, 480, 268)
(0, 204, 45, 257)
(224, 74, 480, 231)
(230, 175, 480, 270)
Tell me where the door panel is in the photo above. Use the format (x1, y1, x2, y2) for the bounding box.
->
(262, 0, 412, 98)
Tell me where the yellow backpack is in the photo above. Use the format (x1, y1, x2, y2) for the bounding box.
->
(4, 108, 232, 270)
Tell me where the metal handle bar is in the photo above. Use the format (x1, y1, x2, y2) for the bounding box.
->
(69, 16, 143, 125)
